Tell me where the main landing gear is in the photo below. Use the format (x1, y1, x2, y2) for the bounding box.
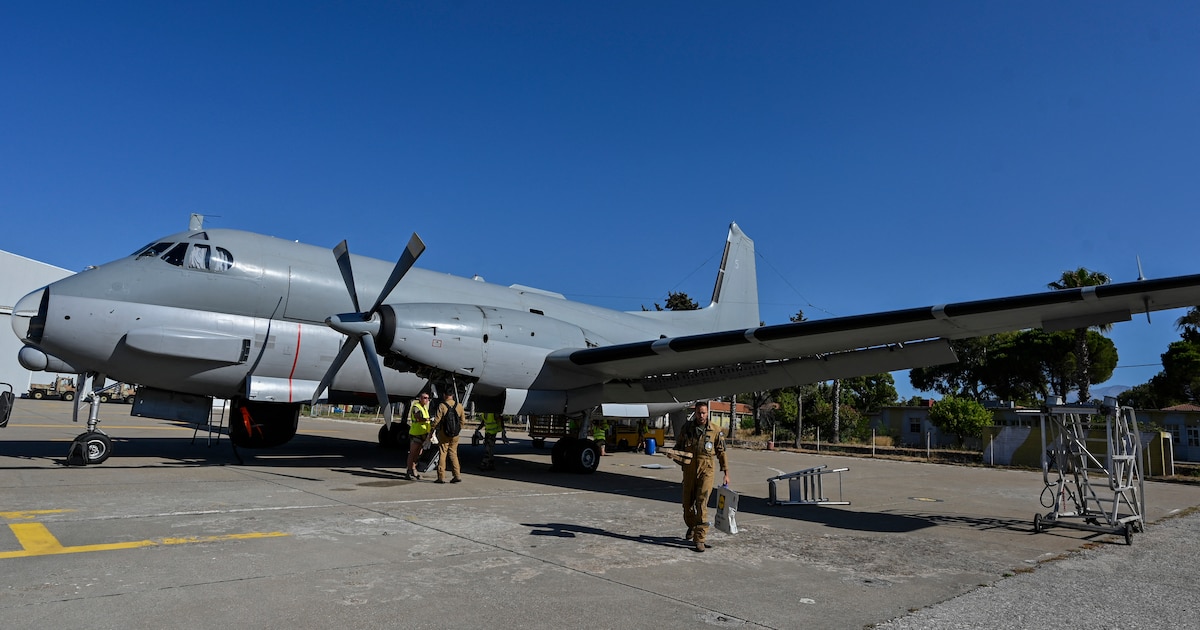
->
(550, 437, 602, 474)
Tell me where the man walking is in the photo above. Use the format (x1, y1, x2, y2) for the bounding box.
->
(432, 390, 465, 484)
(673, 401, 729, 552)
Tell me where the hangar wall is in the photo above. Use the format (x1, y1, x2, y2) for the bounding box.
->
(0, 250, 74, 393)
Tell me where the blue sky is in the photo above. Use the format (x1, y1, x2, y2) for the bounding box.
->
(3, 2, 1198, 400)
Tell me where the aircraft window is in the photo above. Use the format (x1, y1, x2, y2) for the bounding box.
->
(161, 243, 188, 267)
(136, 242, 174, 259)
(187, 245, 209, 269)
(211, 247, 233, 272)
(185, 244, 234, 272)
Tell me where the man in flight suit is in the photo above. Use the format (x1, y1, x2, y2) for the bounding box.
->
(673, 401, 729, 552)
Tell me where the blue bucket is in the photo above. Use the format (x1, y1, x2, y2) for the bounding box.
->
(646, 438, 657, 455)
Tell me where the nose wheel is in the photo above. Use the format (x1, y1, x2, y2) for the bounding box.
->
(68, 431, 113, 465)
(65, 383, 114, 465)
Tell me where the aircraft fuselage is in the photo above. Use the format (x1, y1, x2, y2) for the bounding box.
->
(12, 228, 726, 410)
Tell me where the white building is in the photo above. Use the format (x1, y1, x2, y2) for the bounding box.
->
(0, 249, 74, 394)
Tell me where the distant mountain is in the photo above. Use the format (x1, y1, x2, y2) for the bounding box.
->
(1056, 384, 1131, 403)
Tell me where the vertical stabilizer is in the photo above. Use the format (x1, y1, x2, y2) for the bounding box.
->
(707, 223, 759, 330)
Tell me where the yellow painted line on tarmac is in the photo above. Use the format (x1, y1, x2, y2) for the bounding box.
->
(0, 509, 74, 520)
(1, 522, 289, 559)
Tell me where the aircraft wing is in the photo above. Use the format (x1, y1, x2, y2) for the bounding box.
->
(544, 274, 1200, 403)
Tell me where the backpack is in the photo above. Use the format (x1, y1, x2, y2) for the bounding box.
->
(440, 403, 461, 436)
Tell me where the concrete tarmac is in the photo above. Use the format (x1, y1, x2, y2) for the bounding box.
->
(2, 399, 1198, 630)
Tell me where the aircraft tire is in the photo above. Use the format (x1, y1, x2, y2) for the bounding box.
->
(378, 424, 409, 449)
(74, 431, 112, 464)
(550, 438, 573, 471)
(570, 439, 601, 474)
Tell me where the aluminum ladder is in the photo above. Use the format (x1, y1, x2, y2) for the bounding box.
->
(767, 465, 850, 506)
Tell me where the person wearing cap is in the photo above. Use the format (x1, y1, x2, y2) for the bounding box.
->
(431, 390, 466, 483)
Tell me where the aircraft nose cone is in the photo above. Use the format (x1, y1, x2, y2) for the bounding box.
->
(11, 288, 46, 342)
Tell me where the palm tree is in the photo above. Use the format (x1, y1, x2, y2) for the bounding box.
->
(1048, 267, 1112, 403)
(1175, 307, 1200, 332)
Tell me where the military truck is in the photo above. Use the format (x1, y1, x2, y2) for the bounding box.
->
(97, 382, 138, 404)
(27, 376, 77, 401)
(26, 378, 136, 403)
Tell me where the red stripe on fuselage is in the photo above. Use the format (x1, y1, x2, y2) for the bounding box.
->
(288, 325, 302, 402)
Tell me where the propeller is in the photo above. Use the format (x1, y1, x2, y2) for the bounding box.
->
(311, 233, 427, 425)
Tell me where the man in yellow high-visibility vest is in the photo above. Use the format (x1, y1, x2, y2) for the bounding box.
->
(404, 392, 432, 480)
(477, 412, 504, 471)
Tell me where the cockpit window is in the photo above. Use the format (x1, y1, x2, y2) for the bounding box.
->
(186, 244, 234, 272)
(136, 242, 175, 259)
(211, 247, 233, 271)
(161, 243, 188, 267)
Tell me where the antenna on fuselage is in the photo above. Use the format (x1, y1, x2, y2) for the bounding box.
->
(1136, 255, 1152, 323)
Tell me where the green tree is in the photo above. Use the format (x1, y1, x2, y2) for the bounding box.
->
(1153, 338, 1200, 405)
(909, 337, 995, 401)
(928, 396, 994, 447)
(803, 393, 864, 443)
(842, 374, 899, 412)
(665, 291, 699, 311)
(1117, 382, 1164, 410)
(1047, 267, 1113, 403)
(1175, 307, 1200, 334)
(1009, 329, 1117, 403)
(973, 331, 1049, 404)
(973, 329, 1113, 404)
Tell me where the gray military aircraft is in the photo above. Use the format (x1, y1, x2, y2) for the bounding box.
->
(9, 223, 1200, 469)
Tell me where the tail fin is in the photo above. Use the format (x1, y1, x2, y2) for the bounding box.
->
(631, 223, 760, 333)
(706, 223, 759, 330)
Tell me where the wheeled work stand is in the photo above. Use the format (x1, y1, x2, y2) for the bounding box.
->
(1034, 397, 1145, 545)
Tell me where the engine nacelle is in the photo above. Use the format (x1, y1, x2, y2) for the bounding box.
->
(378, 303, 607, 389)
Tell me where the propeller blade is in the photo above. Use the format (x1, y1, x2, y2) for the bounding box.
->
(359, 332, 393, 425)
(333, 240, 362, 313)
(311, 336, 361, 406)
(368, 233, 426, 316)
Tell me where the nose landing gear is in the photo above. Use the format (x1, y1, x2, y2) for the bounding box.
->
(66, 380, 113, 465)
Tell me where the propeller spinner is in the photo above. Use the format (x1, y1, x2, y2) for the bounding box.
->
(311, 233, 426, 425)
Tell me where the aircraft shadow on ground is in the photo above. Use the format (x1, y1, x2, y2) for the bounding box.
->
(521, 522, 696, 550)
(0, 429, 978, 536)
